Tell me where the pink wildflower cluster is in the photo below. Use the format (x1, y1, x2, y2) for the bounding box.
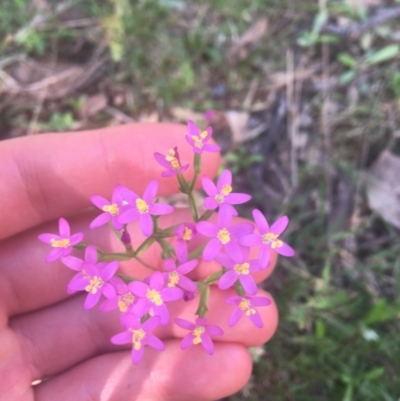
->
(38, 120, 295, 364)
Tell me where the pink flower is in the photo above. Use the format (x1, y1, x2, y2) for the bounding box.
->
(239, 209, 295, 268)
(225, 295, 271, 328)
(175, 317, 224, 355)
(185, 120, 220, 154)
(61, 242, 97, 271)
(196, 207, 253, 262)
(202, 170, 251, 216)
(162, 258, 198, 293)
(118, 181, 174, 237)
(100, 276, 137, 315)
(38, 218, 84, 263)
(215, 248, 259, 295)
(173, 223, 197, 262)
(129, 271, 183, 325)
(89, 185, 127, 231)
(111, 315, 165, 365)
(67, 245, 118, 309)
(154, 147, 189, 177)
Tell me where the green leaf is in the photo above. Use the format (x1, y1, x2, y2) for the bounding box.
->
(364, 367, 385, 380)
(339, 70, 356, 84)
(365, 44, 399, 65)
(338, 53, 357, 68)
(364, 298, 400, 325)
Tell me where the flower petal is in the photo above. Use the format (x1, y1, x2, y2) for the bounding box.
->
(252, 209, 269, 233)
(161, 287, 183, 302)
(187, 120, 199, 136)
(175, 239, 188, 263)
(148, 203, 174, 215)
(61, 255, 83, 271)
(119, 186, 139, 204)
(38, 233, 59, 244)
(154, 152, 172, 169)
(218, 270, 238, 290)
(224, 240, 243, 263)
(111, 331, 132, 345)
(202, 238, 222, 261)
(202, 144, 221, 152)
(153, 303, 170, 325)
(143, 316, 161, 332)
(229, 308, 243, 327)
(58, 218, 70, 238)
(205, 325, 224, 336)
(259, 245, 271, 269)
(143, 180, 159, 203)
(140, 213, 154, 237)
(145, 334, 165, 351)
(46, 248, 65, 263)
(85, 245, 98, 264)
(101, 261, 119, 281)
(175, 318, 196, 330)
(201, 334, 214, 355)
(229, 223, 254, 238)
(149, 271, 165, 290)
(239, 274, 257, 295)
(202, 175, 217, 196)
(217, 170, 232, 191)
(90, 195, 109, 209)
(89, 213, 111, 229)
(128, 281, 148, 297)
(249, 311, 264, 328)
(132, 347, 144, 365)
(177, 276, 198, 292)
(102, 282, 116, 299)
(217, 206, 232, 228)
(177, 259, 198, 274)
(204, 197, 218, 211)
(118, 208, 140, 224)
(196, 221, 218, 237)
(84, 291, 101, 310)
(275, 242, 295, 257)
(180, 333, 195, 350)
(69, 233, 84, 245)
(270, 215, 289, 235)
(251, 296, 272, 307)
(239, 233, 262, 247)
(226, 193, 251, 205)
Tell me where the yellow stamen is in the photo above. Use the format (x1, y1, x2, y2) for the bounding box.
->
(102, 203, 119, 216)
(192, 325, 205, 345)
(168, 271, 179, 287)
(239, 298, 256, 316)
(192, 136, 204, 149)
(221, 184, 232, 196)
(85, 276, 104, 294)
(117, 293, 135, 312)
(131, 328, 145, 350)
(217, 228, 230, 244)
(146, 289, 163, 306)
(165, 149, 180, 170)
(200, 130, 208, 139)
(50, 238, 70, 248)
(182, 227, 192, 241)
(262, 233, 283, 248)
(234, 262, 250, 275)
(136, 198, 149, 214)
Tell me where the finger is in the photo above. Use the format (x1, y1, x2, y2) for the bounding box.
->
(1, 209, 276, 316)
(10, 287, 277, 380)
(0, 123, 220, 240)
(34, 341, 252, 401)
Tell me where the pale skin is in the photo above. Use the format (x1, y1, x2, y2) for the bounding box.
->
(0, 123, 278, 401)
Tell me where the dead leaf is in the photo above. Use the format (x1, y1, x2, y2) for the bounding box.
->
(81, 93, 108, 118)
(170, 107, 205, 126)
(228, 18, 268, 63)
(224, 110, 268, 143)
(366, 150, 400, 229)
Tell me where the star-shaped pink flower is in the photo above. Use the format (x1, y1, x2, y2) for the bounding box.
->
(111, 315, 164, 365)
(239, 209, 295, 268)
(196, 207, 253, 262)
(129, 271, 183, 325)
(38, 218, 84, 263)
(154, 147, 189, 177)
(89, 184, 127, 231)
(175, 317, 224, 355)
(173, 223, 197, 262)
(185, 120, 220, 154)
(162, 258, 198, 293)
(118, 181, 174, 237)
(202, 170, 251, 216)
(225, 295, 271, 328)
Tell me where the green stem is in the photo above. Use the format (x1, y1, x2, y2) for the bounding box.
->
(177, 173, 189, 193)
(99, 252, 134, 262)
(195, 282, 210, 317)
(199, 209, 214, 222)
(188, 192, 199, 222)
(135, 237, 155, 257)
(234, 281, 245, 297)
(204, 270, 224, 285)
(188, 244, 205, 260)
(117, 273, 139, 283)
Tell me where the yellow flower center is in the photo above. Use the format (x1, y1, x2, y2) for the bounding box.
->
(168, 271, 180, 287)
(136, 198, 149, 214)
(221, 184, 232, 196)
(192, 136, 204, 149)
(182, 227, 192, 241)
(192, 325, 205, 345)
(131, 328, 145, 350)
(146, 289, 163, 306)
(200, 130, 208, 139)
(217, 228, 230, 244)
(117, 293, 135, 312)
(102, 203, 119, 216)
(165, 149, 180, 170)
(262, 233, 283, 248)
(239, 298, 256, 316)
(85, 276, 104, 294)
(234, 262, 250, 275)
(50, 238, 70, 248)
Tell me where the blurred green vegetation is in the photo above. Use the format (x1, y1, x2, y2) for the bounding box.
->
(1, 0, 400, 400)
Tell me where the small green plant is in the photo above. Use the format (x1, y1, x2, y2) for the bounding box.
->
(224, 146, 264, 174)
(46, 112, 75, 132)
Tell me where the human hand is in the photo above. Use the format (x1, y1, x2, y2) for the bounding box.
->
(0, 123, 278, 401)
